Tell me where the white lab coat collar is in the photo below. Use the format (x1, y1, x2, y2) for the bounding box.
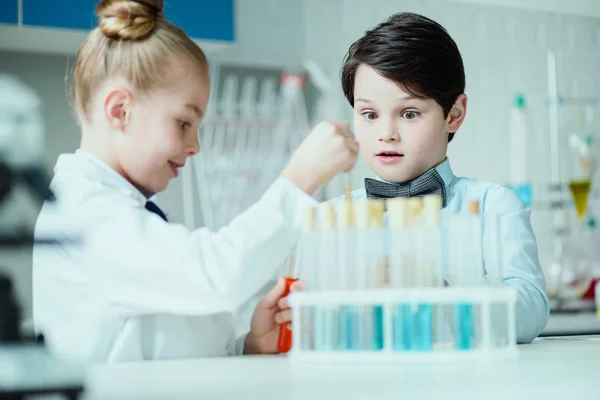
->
(55, 149, 148, 205)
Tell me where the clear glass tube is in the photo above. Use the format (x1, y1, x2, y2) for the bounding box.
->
(507, 94, 533, 207)
(314, 205, 336, 351)
(387, 198, 417, 351)
(448, 201, 483, 351)
(337, 228, 355, 350)
(369, 225, 386, 351)
(336, 202, 356, 350)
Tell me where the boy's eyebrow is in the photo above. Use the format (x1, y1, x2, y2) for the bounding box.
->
(186, 104, 204, 118)
(355, 95, 422, 104)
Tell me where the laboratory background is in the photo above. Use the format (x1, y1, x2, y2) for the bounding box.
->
(0, 0, 599, 399)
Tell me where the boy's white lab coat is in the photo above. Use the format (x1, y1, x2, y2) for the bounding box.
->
(32, 150, 316, 363)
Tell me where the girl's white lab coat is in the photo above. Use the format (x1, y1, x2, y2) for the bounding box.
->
(32, 150, 315, 363)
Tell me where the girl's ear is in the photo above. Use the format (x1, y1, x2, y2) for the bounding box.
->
(104, 87, 134, 132)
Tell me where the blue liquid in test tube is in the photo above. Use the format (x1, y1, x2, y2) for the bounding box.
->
(455, 303, 472, 350)
(337, 305, 358, 350)
(371, 305, 384, 350)
(393, 304, 433, 351)
(402, 304, 414, 350)
(391, 304, 412, 350)
(415, 303, 433, 351)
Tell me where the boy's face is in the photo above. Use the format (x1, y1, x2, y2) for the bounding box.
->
(116, 58, 210, 197)
(352, 64, 465, 183)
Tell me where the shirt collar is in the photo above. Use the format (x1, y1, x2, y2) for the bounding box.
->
(55, 149, 148, 204)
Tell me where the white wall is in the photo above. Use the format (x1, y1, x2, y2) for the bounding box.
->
(441, 0, 600, 18)
(208, 0, 305, 67)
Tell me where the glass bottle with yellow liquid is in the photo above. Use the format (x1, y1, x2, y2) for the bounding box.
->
(567, 134, 595, 221)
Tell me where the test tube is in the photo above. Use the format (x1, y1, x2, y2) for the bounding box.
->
(414, 196, 442, 351)
(424, 196, 447, 349)
(354, 200, 371, 350)
(406, 199, 424, 350)
(387, 198, 408, 351)
(387, 198, 420, 351)
(449, 200, 483, 351)
(367, 200, 386, 351)
(422, 196, 443, 286)
(336, 201, 355, 350)
(303, 207, 319, 352)
(314, 204, 336, 350)
(278, 206, 315, 353)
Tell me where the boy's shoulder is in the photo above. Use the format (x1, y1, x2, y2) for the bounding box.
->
(451, 176, 526, 215)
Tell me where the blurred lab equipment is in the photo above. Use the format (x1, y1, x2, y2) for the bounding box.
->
(0, 74, 84, 399)
(0, 75, 55, 245)
(567, 131, 595, 222)
(507, 94, 533, 207)
(596, 281, 600, 317)
(509, 51, 600, 317)
(181, 65, 311, 232)
(543, 51, 599, 312)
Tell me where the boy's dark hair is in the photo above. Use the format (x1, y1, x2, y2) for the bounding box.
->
(341, 12, 465, 142)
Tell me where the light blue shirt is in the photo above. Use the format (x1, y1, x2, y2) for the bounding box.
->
(331, 158, 549, 344)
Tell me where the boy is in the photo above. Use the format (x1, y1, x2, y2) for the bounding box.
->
(336, 12, 548, 343)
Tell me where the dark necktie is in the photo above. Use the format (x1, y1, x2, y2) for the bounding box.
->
(364, 167, 447, 207)
(145, 201, 168, 222)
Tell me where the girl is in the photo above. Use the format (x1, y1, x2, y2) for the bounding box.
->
(32, 0, 358, 362)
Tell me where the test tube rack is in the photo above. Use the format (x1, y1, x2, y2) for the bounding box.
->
(287, 196, 518, 362)
(289, 287, 517, 362)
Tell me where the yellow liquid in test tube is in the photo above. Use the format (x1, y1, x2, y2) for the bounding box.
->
(568, 179, 591, 220)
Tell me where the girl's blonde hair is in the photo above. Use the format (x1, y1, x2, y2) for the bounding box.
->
(71, 0, 208, 122)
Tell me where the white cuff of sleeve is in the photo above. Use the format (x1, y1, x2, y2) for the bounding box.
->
(268, 177, 319, 229)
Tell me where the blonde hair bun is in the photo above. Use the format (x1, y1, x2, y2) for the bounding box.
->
(96, 0, 163, 41)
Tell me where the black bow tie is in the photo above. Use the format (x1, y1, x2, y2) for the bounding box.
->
(145, 201, 168, 222)
(364, 167, 447, 207)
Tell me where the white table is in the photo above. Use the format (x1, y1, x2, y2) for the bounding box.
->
(82, 336, 598, 400)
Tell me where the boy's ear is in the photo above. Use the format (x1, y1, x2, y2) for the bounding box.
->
(104, 87, 133, 131)
(446, 93, 468, 134)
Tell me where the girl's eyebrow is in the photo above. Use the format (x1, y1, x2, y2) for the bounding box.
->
(186, 104, 204, 118)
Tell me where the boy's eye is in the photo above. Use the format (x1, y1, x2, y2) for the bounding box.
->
(362, 111, 378, 121)
(179, 120, 191, 130)
(402, 110, 419, 120)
